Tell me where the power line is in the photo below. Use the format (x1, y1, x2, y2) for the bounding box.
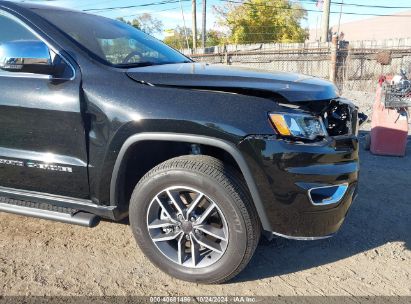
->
(117, 4, 190, 18)
(82, 0, 191, 12)
(299, 0, 411, 10)
(20, 0, 411, 15)
(75, 0, 117, 9)
(219, 0, 411, 17)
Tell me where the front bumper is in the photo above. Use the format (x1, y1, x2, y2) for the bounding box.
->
(238, 135, 359, 238)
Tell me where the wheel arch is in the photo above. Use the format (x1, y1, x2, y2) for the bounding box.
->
(110, 133, 272, 231)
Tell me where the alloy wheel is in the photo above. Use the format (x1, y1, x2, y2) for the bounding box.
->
(146, 186, 229, 268)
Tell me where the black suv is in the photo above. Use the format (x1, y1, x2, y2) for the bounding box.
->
(0, 1, 361, 284)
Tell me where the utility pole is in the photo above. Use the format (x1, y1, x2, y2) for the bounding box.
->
(178, 0, 190, 50)
(320, 0, 331, 42)
(337, 0, 344, 37)
(192, 0, 197, 52)
(202, 0, 206, 51)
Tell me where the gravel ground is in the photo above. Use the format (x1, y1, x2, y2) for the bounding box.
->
(0, 91, 410, 297)
(343, 90, 377, 131)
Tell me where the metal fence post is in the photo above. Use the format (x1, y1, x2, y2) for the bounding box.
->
(343, 44, 351, 93)
(330, 34, 338, 83)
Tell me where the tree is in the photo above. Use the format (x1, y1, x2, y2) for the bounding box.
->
(206, 30, 225, 47)
(163, 26, 193, 50)
(135, 13, 163, 36)
(163, 27, 225, 50)
(214, 0, 307, 44)
(116, 17, 140, 30)
(117, 13, 163, 35)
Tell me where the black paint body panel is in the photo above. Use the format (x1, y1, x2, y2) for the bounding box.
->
(0, 1, 360, 237)
(0, 71, 89, 198)
(238, 136, 359, 237)
(127, 62, 339, 102)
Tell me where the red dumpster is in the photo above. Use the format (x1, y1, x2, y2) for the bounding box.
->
(367, 78, 409, 156)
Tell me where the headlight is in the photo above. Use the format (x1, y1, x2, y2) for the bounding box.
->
(269, 113, 328, 140)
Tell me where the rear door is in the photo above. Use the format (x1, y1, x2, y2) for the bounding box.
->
(0, 10, 89, 198)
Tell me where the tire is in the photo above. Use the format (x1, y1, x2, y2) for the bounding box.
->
(364, 134, 371, 151)
(129, 155, 261, 284)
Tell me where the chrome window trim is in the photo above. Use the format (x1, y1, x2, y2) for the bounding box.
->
(0, 72, 52, 80)
(0, 9, 76, 81)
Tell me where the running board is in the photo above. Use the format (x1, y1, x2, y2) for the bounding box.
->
(0, 197, 100, 227)
(0, 186, 123, 220)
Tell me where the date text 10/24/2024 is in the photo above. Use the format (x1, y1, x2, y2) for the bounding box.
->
(149, 297, 257, 303)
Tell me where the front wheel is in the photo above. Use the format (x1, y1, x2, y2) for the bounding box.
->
(129, 155, 261, 284)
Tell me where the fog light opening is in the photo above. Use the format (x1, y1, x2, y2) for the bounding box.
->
(308, 184, 349, 206)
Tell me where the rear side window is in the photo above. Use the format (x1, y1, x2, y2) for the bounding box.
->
(0, 12, 39, 44)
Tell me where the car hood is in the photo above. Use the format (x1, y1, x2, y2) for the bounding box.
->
(126, 62, 339, 102)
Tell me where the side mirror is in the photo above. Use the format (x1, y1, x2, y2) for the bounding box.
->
(0, 40, 58, 76)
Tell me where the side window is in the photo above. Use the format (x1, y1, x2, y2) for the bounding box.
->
(0, 12, 39, 44)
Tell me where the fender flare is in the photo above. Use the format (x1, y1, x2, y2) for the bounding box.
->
(110, 132, 272, 231)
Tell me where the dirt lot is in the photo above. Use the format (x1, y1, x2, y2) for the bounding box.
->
(0, 92, 410, 297)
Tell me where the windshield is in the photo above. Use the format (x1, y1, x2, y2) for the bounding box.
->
(32, 9, 191, 67)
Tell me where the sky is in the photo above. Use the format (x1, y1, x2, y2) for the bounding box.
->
(11, 0, 411, 39)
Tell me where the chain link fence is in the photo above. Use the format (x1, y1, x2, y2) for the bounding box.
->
(191, 48, 331, 79)
(340, 48, 411, 92)
(188, 42, 411, 94)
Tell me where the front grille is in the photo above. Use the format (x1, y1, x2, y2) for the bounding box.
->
(323, 99, 357, 137)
